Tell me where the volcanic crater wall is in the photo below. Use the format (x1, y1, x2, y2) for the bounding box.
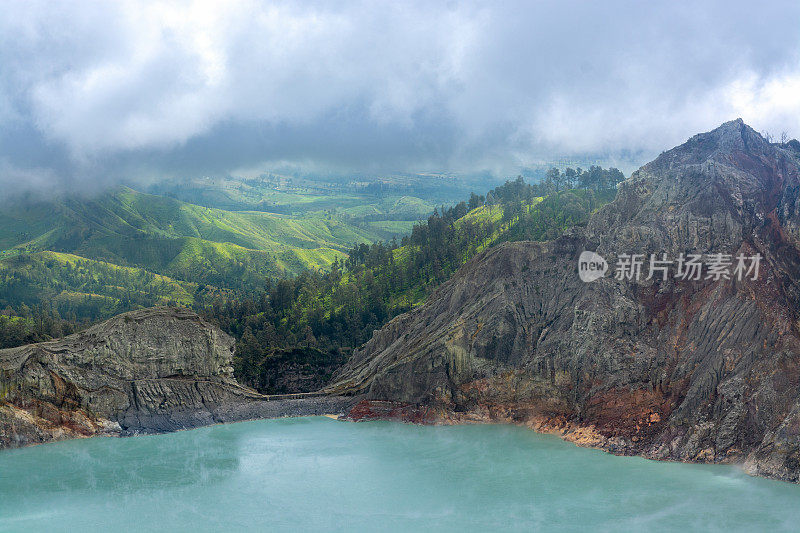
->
(329, 119, 800, 482)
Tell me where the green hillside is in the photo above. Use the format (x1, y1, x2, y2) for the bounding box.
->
(0, 186, 417, 285)
(0, 251, 209, 319)
(2, 188, 385, 263)
(0, 170, 625, 362)
(0, 186, 434, 320)
(147, 174, 469, 216)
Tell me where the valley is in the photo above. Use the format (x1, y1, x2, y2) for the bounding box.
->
(4, 120, 800, 488)
(0, 178, 465, 324)
(4, 3, 799, 529)
(0, 170, 621, 391)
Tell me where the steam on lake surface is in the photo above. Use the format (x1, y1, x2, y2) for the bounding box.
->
(1, 417, 798, 532)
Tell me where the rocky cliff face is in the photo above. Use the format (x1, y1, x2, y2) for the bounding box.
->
(0, 307, 261, 448)
(329, 120, 800, 483)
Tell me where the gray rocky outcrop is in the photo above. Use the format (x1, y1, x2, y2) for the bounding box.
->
(1, 307, 294, 448)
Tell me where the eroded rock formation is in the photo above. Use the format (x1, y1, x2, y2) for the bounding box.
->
(328, 120, 800, 482)
(0, 307, 261, 448)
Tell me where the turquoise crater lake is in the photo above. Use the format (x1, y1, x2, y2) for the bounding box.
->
(1, 417, 799, 532)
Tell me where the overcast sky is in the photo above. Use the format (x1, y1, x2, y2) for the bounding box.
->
(1, 0, 799, 195)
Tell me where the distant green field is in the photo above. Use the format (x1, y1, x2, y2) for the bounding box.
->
(364, 220, 418, 236)
(0, 187, 404, 275)
(0, 183, 449, 320)
(147, 174, 472, 216)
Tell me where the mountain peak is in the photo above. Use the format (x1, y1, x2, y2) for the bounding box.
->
(689, 118, 768, 154)
(645, 119, 772, 173)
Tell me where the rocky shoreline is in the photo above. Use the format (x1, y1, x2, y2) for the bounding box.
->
(341, 398, 797, 483)
(118, 395, 363, 437)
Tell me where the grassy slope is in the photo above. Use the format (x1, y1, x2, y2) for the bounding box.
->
(0, 186, 430, 316)
(0, 187, 395, 283)
(153, 178, 370, 212)
(379, 191, 617, 312)
(148, 176, 448, 217)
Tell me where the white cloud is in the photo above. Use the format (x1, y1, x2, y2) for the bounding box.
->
(723, 71, 800, 138)
(0, 0, 799, 191)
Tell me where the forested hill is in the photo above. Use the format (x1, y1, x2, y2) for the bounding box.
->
(0, 185, 429, 328)
(205, 172, 621, 394)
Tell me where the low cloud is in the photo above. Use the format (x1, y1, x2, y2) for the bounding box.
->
(1, 0, 799, 194)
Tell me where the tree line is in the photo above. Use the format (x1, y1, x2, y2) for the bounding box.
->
(0, 304, 79, 349)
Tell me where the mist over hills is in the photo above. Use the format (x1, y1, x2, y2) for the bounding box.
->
(0, 180, 460, 324)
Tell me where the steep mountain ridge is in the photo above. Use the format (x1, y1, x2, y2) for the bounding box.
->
(328, 120, 800, 482)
